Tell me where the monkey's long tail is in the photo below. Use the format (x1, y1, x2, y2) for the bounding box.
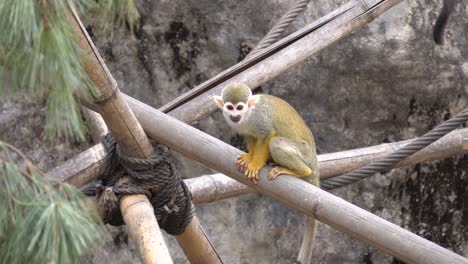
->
(296, 216, 317, 264)
(433, 0, 455, 45)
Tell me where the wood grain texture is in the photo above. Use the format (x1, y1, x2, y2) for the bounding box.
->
(48, 142, 108, 187)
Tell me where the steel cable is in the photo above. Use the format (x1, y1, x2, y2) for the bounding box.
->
(321, 106, 468, 190)
(248, 0, 311, 58)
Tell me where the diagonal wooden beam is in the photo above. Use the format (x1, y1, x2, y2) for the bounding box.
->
(86, 93, 467, 264)
(49, 123, 468, 203)
(186, 127, 468, 204)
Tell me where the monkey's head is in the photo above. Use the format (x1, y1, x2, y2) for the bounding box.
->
(213, 83, 259, 125)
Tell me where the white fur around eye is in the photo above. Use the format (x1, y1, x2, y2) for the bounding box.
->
(224, 103, 234, 111)
(235, 103, 245, 111)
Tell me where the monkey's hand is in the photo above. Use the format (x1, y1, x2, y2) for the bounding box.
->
(244, 161, 265, 184)
(236, 153, 252, 173)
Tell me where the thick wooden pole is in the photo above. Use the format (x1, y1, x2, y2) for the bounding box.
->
(67, 5, 222, 264)
(186, 174, 254, 205)
(186, 126, 468, 204)
(49, 120, 468, 194)
(66, 6, 173, 264)
(110, 95, 468, 264)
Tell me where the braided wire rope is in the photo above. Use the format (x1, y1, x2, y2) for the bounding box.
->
(321, 106, 468, 191)
(248, 0, 311, 58)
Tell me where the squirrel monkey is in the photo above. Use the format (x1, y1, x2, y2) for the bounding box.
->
(213, 83, 318, 264)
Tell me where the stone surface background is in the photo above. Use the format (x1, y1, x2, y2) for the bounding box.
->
(1, 0, 467, 263)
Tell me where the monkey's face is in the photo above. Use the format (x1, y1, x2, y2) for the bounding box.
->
(213, 95, 252, 126)
(222, 101, 248, 124)
(213, 86, 259, 129)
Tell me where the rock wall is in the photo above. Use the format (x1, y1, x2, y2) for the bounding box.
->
(1, 0, 467, 263)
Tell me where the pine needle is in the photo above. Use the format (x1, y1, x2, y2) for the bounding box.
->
(0, 142, 109, 264)
(0, 0, 140, 142)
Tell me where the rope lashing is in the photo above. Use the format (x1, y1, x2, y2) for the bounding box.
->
(84, 134, 194, 235)
(321, 106, 468, 190)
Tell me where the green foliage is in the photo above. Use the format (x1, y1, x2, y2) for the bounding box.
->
(97, 0, 140, 34)
(0, 0, 140, 142)
(0, 142, 108, 264)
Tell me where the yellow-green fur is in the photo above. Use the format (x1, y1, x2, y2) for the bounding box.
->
(214, 83, 319, 264)
(216, 84, 318, 185)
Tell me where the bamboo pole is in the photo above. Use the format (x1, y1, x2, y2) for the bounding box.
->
(187, 126, 467, 203)
(81, 107, 109, 142)
(66, 5, 222, 264)
(52, 0, 408, 191)
(66, 6, 173, 264)
(80, 107, 110, 221)
(48, 120, 468, 200)
(188, 126, 468, 203)
(186, 174, 254, 205)
(99, 95, 468, 264)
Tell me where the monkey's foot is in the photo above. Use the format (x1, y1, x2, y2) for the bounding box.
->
(244, 161, 265, 184)
(268, 166, 299, 180)
(236, 153, 252, 173)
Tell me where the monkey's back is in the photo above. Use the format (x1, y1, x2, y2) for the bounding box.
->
(260, 95, 314, 145)
(262, 95, 318, 182)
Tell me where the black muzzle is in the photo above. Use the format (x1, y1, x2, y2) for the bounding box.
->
(230, 115, 241, 123)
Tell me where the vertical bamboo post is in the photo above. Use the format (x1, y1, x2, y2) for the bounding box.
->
(67, 5, 222, 264)
(82, 106, 172, 263)
(66, 7, 173, 264)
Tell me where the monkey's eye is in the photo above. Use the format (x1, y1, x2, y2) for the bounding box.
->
(236, 105, 244, 111)
(226, 105, 234, 110)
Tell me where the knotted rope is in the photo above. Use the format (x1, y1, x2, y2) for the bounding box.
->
(84, 134, 194, 235)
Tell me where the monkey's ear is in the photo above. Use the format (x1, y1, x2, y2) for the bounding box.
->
(247, 95, 260, 109)
(212, 95, 224, 108)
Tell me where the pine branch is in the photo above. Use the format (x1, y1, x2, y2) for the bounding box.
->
(0, 0, 140, 142)
(0, 141, 108, 263)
